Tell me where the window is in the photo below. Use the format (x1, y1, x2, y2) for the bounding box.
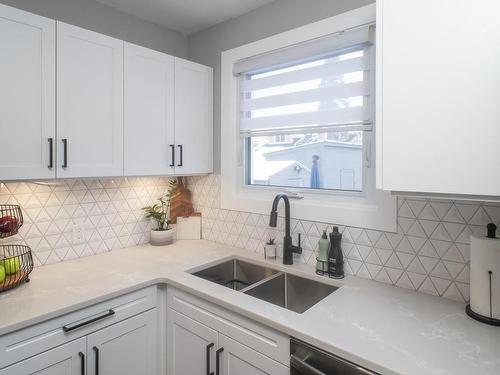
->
(238, 43, 372, 193)
(221, 4, 397, 232)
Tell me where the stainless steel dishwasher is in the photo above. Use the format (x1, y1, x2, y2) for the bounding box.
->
(290, 338, 379, 375)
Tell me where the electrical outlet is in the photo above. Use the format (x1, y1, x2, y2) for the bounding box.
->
(72, 223, 85, 244)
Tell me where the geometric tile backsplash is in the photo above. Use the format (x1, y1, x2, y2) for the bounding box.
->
(2, 173, 499, 303)
(188, 173, 500, 303)
(0, 177, 170, 266)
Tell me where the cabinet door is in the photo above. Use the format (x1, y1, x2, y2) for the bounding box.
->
(87, 309, 157, 375)
(57, 22, 124, 178)
(174, 57, 213, 175)
(0, 338, 85, 375)
(124, 42, 175, 176)
(167, 308, 218, 375)
(0, 4, 55, 180)
(376, 0, 500, 196)
(218, 334, 289, 375)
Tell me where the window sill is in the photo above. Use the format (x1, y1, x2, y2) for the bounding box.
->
(220, 183, 397, 233)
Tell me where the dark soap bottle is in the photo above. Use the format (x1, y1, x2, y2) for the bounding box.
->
(328, 226, 344, 279)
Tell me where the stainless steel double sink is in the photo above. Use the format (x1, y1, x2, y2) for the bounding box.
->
(191, 258, 338, 314)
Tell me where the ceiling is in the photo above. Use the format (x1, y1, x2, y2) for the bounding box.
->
(95, 0, 276, 35)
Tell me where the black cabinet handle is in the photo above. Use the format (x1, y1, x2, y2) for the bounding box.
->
(62, 138, 68, 168)
(47, 138, 53, 169)
(62, 309, 115, 332)
(177, 144, 183, 167)
(169, 144, 175, 167)
(206, 343, 214, 375)
(78, 352, 85, 375)
(216, 347, 224, 375)
(93, 346, 99, 375)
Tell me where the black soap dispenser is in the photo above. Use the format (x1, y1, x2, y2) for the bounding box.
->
(328, 226, 344, 279)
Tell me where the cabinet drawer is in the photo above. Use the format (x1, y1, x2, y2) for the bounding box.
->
(0, 285, 157, 369)
(167, 286, 289, 366)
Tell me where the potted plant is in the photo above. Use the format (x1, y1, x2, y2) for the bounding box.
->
(142, 179, 178, 246)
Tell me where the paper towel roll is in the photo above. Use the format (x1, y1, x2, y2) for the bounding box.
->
(470, 234, 500, 319)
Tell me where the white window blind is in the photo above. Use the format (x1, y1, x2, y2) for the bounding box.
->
(237, 25, 374, 138)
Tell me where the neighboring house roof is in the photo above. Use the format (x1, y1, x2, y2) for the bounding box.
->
(253, 160, 310, 181)
(263, 140, 361, 158)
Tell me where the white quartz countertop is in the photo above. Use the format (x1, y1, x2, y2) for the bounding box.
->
(0, 240, 499, 374)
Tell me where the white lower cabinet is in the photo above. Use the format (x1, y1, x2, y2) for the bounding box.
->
(87, 309, 157, 375)
(0, 338, 86, 375)
(219, 334, 289, 375)
(167, 286, 289, 375)
(0, 310, 157, 375)
(0, 286, 159, 375)
(167, 308, 218, 375)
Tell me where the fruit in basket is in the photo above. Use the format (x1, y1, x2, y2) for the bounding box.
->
(0, 257, 20, 275)
(0, 265, 5, 283)
(0, 215, 18, 233)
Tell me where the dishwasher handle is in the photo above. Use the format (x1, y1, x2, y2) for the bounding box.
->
(290, 354, 326, 375)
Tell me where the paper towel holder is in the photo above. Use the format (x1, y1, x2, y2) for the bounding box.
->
(466, 223, 500, 326)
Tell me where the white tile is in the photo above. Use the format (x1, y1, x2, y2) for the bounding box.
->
(398, 200, 415, 219)
(443, 204, 465, 223)
(418, 241, 439, 258)
(407, 272, 426, 289)
(374, 268, 392, 284)
(443, 283, 464, 302)
(406, 199, 426, 218)
(418, 277, 439, 296)
(431, 277, 452, 296)
(456, 203, 479, 223)
(418, 203, 439, 221)
(430, 261, 451, 280)
(429, 201, 452, 220)
(407, 257, 426, 275)
(396, 272, 414, 290)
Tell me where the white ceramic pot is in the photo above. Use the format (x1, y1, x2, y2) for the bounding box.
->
(150, 229, 175, 246)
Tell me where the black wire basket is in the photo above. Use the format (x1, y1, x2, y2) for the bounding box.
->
(0, 205, 33, 292)
(0, 204, 24, 238)
(0, 245, 33, 292)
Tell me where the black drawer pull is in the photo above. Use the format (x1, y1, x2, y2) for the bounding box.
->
(78, 352, 85, 375)
(177, 144, 183, 167)
(206, 343, 214, 375)
(170, 144, 175, 167)
(216, 347, 224, 375)
(93, 346, 99, 375)
(47, 138, 54, 169)
(62, 138, 68, 168)
(62, 309, 115, 332)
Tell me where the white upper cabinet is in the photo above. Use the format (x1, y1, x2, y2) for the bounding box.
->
(57, 22, 124, 178)
(376, 0, 500, 196)
(0, 4, 213, 181)
(174, 58, 213, 175)
(124, 42, 175, 176)
(0, 5, 55, 180)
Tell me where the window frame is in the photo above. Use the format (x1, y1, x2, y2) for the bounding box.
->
(221, 3, 397, 232)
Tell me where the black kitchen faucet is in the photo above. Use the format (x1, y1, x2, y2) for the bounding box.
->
(269, 193, 302, 265)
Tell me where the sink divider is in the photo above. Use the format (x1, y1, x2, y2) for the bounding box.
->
(240, 271, 285, 294)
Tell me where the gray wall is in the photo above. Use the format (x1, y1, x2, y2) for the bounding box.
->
(189, 0, 374, 172)
(0, 0, 188, 57)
